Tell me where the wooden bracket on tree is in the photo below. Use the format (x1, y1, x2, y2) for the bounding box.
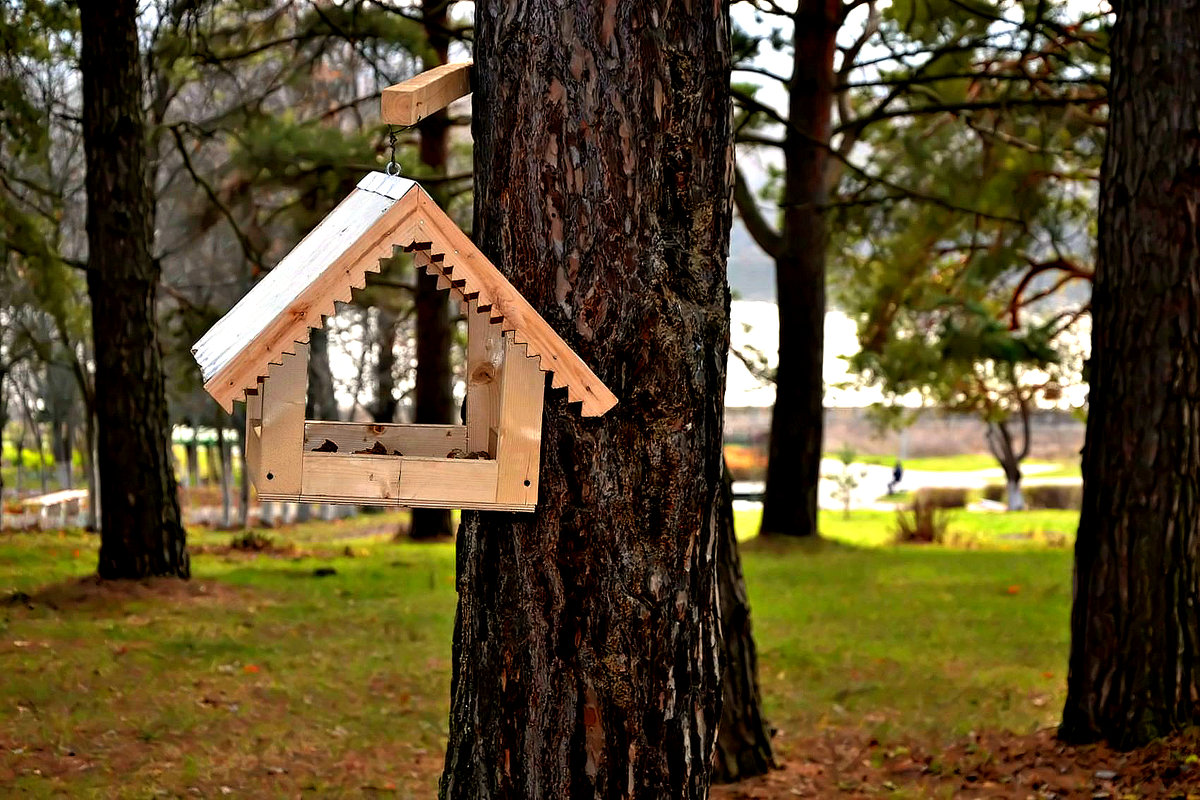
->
(382, 61, 473, 125)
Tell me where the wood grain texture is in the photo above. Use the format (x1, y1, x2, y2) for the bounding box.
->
(381, 61, 473, 125)
(494, 337, 544, 506)
(466, 298, 505, 454)
(299, 453, 509, 509)
(303, 421, 467, 458)
(1061, 0, 1200, 749)
(257, 345, 309, 495)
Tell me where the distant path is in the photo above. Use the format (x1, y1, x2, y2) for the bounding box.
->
(733, 460, 1081, 512)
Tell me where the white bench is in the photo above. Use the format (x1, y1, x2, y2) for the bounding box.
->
(21, 490, 89, 529)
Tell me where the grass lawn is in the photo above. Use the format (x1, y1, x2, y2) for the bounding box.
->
(1, 509, 1078, 796)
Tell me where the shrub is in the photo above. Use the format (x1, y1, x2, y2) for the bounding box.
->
(981, 484, 1005, 504)
(1024, 483, 1083, 510)
(913, 486, 968, 510)
(893, 504, 952, 544)
(230, 531, 275, 551)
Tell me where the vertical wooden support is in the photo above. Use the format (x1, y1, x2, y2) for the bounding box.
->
(494, 335, 545, 506)
(244, 381, 264, 486)
(466, 300, 504, 455)
(257, 343, 309, 497)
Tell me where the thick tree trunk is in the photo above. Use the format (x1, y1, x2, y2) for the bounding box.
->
(713, 461, 777, 782)
(410, 0, 457, 541)
(1060, 0, 1200, 749)
(758, 0, 838, 538)
(82, 0, 187, 575)
(440, 4, 732, 797)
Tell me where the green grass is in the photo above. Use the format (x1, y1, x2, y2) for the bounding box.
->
(0, 509, 1078, 795)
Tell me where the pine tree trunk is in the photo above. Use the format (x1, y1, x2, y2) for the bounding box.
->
(81, 0, 187, 575)
(216, 423, 232, 529)
(713, 461, 777, 782)
(440, 4, 732, 797)
(759, 0, 837, 538)
(410, 0, 457, 541)
(1060, 0, 1200, 749)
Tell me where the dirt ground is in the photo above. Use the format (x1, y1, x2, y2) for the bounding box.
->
(713, 727, 1200, 799)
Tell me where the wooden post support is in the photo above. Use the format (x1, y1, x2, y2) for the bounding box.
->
(494, 336, 545, 506)
(257, 343, 309, 497)
(467, 299, 505, 455)
(382, 62, 473, 125)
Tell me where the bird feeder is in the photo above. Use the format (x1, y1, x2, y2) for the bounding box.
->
(192, 63, 616, 512)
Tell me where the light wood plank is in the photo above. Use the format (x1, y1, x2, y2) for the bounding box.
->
(244, 380, 264, 486)
(467, 298, 505, 455)
(495, 337, 545, 506)
(303, 421, 466, 458)
(257, 344, 309, 495)
(381, 62, 473, 126)
(300, 453, 498, 507)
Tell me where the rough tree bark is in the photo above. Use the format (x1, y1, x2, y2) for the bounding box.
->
(750, 0, 839, 538)
(81, 0, 188, 578)
(1060, 0, 1200, 749)
(410, 0, 458, 541)
(713, 461, 777, 782)
(440, 3, 732, 797)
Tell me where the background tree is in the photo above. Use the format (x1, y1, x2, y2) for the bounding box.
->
(732, 0, 1106, 535)
(80, 0, 188, 578)
(1060, 0, 1200, 749)
(440, 2, 732, 796)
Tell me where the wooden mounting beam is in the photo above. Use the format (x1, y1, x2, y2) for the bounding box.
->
(382, 62, 473, 125)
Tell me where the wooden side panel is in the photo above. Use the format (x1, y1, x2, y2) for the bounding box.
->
(495, 337, 545, 506)
(398, 457, 497, 506)
(257, 343, 309, 497)
(303, 453, 400, 503)
(244, 381, 264, 486)
(381, 62, 473, 125)
(466, 298, 505, 455)
(303, 421, 466, 458)
(301, 453, 499, 508)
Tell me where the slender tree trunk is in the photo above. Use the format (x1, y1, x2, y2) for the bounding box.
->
(759, 0, 838, 538)
(185, 435, 199, 490)
(440, 5, 732, 797)
(370, 307, 400, 424)
(236, 408, 250, 528)
(82, 0, 187, 577)
(410, 0, 457, 541)
(307, 326, 339, 421)
(1061, 0, 1200, 749)
(216, 423, 232, 529)
(713, 461, 777, 782)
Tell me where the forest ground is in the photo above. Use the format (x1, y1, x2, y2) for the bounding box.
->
(2, 510, 1198, 798)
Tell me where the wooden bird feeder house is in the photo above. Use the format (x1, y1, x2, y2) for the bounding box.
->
(192, 63, 616, 512)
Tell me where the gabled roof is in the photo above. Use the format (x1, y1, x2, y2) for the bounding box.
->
(192, 172, 618, 417)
